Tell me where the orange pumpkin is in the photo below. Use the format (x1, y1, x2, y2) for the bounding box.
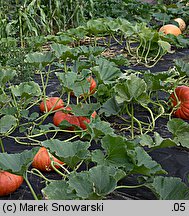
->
(32, 147, 64, 172)
(0, 171, 23, 196)
(39, 97, 64, 113)
(159, 24, 182, 36)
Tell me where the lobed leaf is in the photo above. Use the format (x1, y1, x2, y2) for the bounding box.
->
(0, 115, 17, 134)
(0, 148, 39, 175)
(146, 176, 189, 200)
(41, 139, 90, 169)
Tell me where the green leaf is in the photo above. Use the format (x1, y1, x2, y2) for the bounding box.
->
(167, 118, 189, 147)
(25, 51, 55, 67)
(69, 165, 124, 199)
(100, 96, 121, 117)
(114, 74, 147, 103)
(69, 103, 100, 117)
(86, 19, 108, 35)
(0, 115, 17, 134)
(20, 110, 39, 120)
(77, 45, 105, 57)
(0, 107, 18, 116)
(51, 43, 78, 60)
(158, 40, 174, 54)
(146, 176, 189, 200)
(174, 59, 189, 77)
(130, 146, 167, 176)
(71, 79, 91, 97)
(110, 54, 130, 66)
(43, 165, 124, 200)
(11, 81, 41, 99)
(0, 67, 17, 85)
(86, 117, 115, 140)
(93, 58, 122, 84)
(101, 134, 134, 169)
(55, 72, 90, 97)
(39, 123, 58, 132)
(89, 165, 118, 196)
(42, 181, 77, 200)
(143, 71, 170, 91)
(139, 133, 177, 149)
(167, 118, 189, 135)
(91, 149, 105, 165)
(47, 34, 74, 45)
(153, 12, 171, 23)
(68, 172, 95, 199)
(41, 139, 90, 169)
(0, 148, 39, 175)
(55, 72, 77, 92)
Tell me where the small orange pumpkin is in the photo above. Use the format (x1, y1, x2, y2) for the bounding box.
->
(159, 24, 182, 36)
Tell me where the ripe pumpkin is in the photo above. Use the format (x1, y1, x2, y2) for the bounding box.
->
(32, 147, 64, 172)
(39, 97, 64, 113)
(53, 111, 80, 130)
(86, 76, 97, 95)
(174, 18, 186, 31)
(169, 86, 189, 120)
(0, 171, 23, 196)
(77, 111, 97, 130)
(159, 24, 182, 36)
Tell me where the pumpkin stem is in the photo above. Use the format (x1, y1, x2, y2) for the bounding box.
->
(23, 172, 39, 200)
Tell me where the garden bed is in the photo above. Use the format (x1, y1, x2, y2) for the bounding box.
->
(1, 1, 189, 201)
(1, 43, 189, 200)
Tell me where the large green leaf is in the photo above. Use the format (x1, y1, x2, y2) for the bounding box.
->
(92, 58, 122, 84)
(68, 172, 95, 199)
(51, 43, 79, 60)
(69, 103, 100, 117)
(71, 79, 91, 97)
(55, 72, 92, 97)
(139, 133, 177, 150)
(0, 67, 17, 85)
(143, 71, 171, 91)
(76, 45, 104, 57)
(42, 181, 77, 200)
(46, 34, 74, 45)
(88, 165, 118, 197)
(86, 117, 115, 140)
(146, 176, 189, 200)
(25, 51, 55, 67)
(130, 146, 167, 176)
(11, 81, 41, 99)
(100, 134, 134, 169)
(158, 40, 174, 54)
(114, 74, 148, 103)
(175, 59, 189, 77)
(0, 115, 17, 134)
(100, 96, 121, 117)
(167, 118, 189, 148)
(0, 148, 39, 175)
(99, 134, 165, 175)
(41, 139, 90, 169)
(86, 19, 108, 35)
(69, 165, 124, 199)
(55, 72, 77, 92)
(167, 118, 189, 135)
